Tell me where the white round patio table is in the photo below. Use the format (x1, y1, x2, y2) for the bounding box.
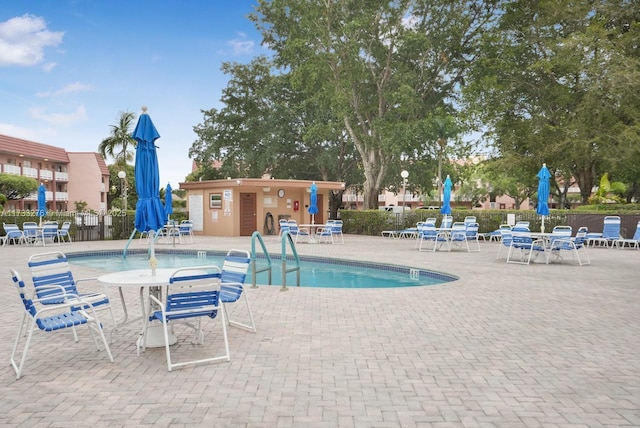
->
(98, 268, 178, 348)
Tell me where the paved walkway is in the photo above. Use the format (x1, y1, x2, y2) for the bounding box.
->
(1, 235, 638, 427)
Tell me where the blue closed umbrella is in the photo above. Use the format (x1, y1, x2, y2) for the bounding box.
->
(164, 183, 173, 221)
(132, 107, 165, 271)
(441, 175, 452, 215)
(308, 181, 318, 224)
(536, 163, 551, 232)
(36, 183, 47, 223)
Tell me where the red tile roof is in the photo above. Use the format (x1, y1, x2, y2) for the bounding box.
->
(0, 134, 69, 163)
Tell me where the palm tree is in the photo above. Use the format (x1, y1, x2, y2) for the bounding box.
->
(98, 111, 137, 166)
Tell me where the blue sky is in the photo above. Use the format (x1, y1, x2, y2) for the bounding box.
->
(0, 0, 267, 188)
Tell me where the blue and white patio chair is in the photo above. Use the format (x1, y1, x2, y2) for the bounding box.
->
(447, 222, 470, 252)
(327, 220, 344, 244)
(418, 222, 448, 252)
(547, 231, 591, 266)
(2, 223, 26, 246)
(9, 269, 113, 379)
(22, 222, 41, 245)
(141, 265, 230, 371)
(487, 224, 511, 242)
(496, 229, 514, 259)
(316, 220, 336, 243)
(506, 226, 547, 265)
(287, 220, 310, 243)
(28, 251, 116, 327)
(57, 221, 73, 243)
(279, 219, 290, 236)
(548, 225, 572, 246)
(613, 220, 640, 249)
(587, 216, 621, 247)
(178, 220, 194, 244)
(218, 249, 255, 332)
(454, 221, 481, 252)
(440, 215, 453, 229)
(41, 221, 61, 245)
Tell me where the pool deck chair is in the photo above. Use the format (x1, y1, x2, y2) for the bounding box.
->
(317, 220, 344, 244)
(219, 249, 256, 332)
(287, 220, 310, 243)
(41, 222, 61, 246)
(496, 230, 513, 259)
(614, 220, 640, 249)
(418, 222, 448, 252)
(9, 269, 113, 379)
(57, 221, 72, 243)
(587, 216, 622, 247)
(506, 227, 547, 265)
(448, 222, 471, 252)
(177, 220, 194, 244)
(547, 234, 591, 266)
(2, 223, 26, 246)
(141, 266, 230, 372)
(28, 252, 116, 328)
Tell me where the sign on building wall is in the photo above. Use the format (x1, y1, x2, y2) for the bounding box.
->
(223, 189, 232, 216)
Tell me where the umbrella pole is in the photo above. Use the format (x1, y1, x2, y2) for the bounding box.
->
(149, 230, 157, 275)
(541, 216, 545, 234)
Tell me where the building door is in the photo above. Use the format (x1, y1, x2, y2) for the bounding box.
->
(240, 193, 257, 236)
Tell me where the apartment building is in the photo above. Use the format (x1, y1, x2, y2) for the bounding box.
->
(0, 134, 110, 213)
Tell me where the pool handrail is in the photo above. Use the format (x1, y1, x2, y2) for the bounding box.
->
(123, 228, 163, 258)
(123, 229, 137, 257)
(250, 231, 272, 288)
(281, 231, 300, 289)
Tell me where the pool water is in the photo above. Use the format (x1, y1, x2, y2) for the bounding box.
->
(67, 250, 457, 289)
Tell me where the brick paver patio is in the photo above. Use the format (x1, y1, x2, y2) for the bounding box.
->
(1, 234, 638, 427)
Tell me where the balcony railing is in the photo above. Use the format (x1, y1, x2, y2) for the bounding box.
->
(2, 164, 20, 175)
(55, 171, 69, 182)
(39, 169, 53, 180)
(23, 166, 38, 178)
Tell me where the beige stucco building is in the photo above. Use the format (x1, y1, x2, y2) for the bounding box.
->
(180, 178, 345, 236)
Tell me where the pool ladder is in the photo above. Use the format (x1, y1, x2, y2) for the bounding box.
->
(250, 231, 300, 290)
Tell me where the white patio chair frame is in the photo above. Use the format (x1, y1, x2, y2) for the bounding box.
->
(140, 266, 230, 372)
(219, 249, 256, 333)
(10, 269, 113, 379)
(28, 251, 117, 328)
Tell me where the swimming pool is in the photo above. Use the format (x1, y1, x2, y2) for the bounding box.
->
(67, 249, 457, 289)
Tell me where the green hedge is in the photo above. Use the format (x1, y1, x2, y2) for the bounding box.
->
(339, 207, 640, 236)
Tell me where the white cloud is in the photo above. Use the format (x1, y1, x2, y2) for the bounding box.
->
(27, 105, 87, 127)
(42, 62, 57, 72)
(0, 123, 43, 140)
(36, 82, 94, 98)
(0, 14, 64, 67)
(228, 33, 254, 55)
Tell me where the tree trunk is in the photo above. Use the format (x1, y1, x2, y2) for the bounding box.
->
(343, 116, 388, 209)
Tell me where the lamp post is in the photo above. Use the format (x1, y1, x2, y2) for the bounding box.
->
(117, 170, 127, 213)
(118, 170, 128, 239)
(401, 170, 409, 227)
(437, 138, 446, 208)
